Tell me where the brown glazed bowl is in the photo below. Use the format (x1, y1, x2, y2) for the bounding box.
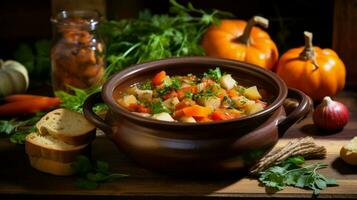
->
(83, 57, 311, 175)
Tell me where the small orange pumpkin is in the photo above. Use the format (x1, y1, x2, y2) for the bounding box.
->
(202, 16, 278, 70)
(276, 31, 346, 101)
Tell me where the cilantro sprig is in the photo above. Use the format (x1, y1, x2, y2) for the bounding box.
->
(0, 112, 45, 144)
(203, 67, 222, 82)
(258, 156, 337, 196)
(72, 155, 128, 189)
(151, 101, 171, 114)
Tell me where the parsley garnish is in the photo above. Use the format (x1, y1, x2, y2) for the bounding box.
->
(184, 92, 194, 99)
(156, 87, 171, 96)
(137, 80, 152, 90)
(151, 101, 171, 114)
(238, 86, 246, 94)
(55, 85, 106, 113)
(171, 77, 182, 89)
(259, 156, 337, 196)
(72, 155, 128, 189)
(102, 0, 233, 79)
(193, 87, 216, 100)
(203, 67, 222, 82)
(0, 112, 45, 144)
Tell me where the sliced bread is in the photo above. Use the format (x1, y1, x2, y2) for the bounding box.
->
(36, 108, 96, 145)
(28, 156, 75, 176)
(25, 132, 89, 163)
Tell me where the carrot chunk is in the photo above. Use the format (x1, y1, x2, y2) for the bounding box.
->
(152, 71, 166, 86)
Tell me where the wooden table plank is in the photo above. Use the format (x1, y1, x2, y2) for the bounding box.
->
(0, 91, 357, 199)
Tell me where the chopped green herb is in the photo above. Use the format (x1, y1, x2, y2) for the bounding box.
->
(171, 77, 182, 89)
(203, 67, 222, 82)
(240, 98, 248, 104)
(259, 156, 338, 196)
(156, 87, 171, 96)
(184, 92, 194, 99)
(163, 76, 172, 87)
(72, 155, 128, 189)
(137, 80, 152, 90)
(193, 87, 216, 100)
(238, 86, 246, 94)
(151, 101, 171, 114)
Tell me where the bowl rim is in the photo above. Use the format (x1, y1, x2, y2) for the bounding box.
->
(102, 56, 287, 127)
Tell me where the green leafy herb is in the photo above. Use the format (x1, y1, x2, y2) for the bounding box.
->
(171, 77, 182, 89)
(203, 67, 222, 82)
(258, 156, 338, 196)
(184, 92, 193, 99)
(151, 101, 170, 114)
(72, 155, 128, 189)
(156, 87, 171, 96)
(193, 87, 216, 100)
(163, 76, 172, 87)
(137, 80, 152, 90)
(0, 113, 45, 144)
(101, 0, 232, 79)
(9, 126, 36, 144)
(238, 86, 246, 94)
(55, 86, 106, 113)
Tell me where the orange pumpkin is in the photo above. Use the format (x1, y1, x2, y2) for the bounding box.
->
(276, 31, 346, 101)
(202, 16, 278, 70)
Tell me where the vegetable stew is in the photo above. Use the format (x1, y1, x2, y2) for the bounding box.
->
(116, 68, 268, 123)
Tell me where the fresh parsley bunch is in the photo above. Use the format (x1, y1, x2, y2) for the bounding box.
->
(101, 0, 233, 79)
(0, 112, 45, 144)
(56, 0, 232, 112)
(72, 155, 128, 189)
(259, 156, 337, 196)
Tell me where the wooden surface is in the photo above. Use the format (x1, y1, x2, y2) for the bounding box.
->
(0, 91, 356, 199)
(333, 0, 357, 87)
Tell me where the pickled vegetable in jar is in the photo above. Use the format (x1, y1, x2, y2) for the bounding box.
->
(51, 10, 105, 92)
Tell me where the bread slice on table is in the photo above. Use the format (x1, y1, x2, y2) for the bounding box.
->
(28, 156, 75, 176)
(25, 132, 89, 163)
(36, 108, 96, 145)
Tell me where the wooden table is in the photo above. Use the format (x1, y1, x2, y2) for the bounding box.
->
(0, 91, 356, 199)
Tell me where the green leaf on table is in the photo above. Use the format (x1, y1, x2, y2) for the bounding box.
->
(0, 120, 16, 135)
(72, 155, 128, 189)
(1, 113, 44, 144)
(71, 155, 93, 176)
(258, 156, 338, 196)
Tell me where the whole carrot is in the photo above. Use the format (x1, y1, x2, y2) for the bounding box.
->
(4, 94, 55, 102)
(0, 97, 61, 116)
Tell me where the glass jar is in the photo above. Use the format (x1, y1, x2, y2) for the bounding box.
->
(51, 10, 105, 92)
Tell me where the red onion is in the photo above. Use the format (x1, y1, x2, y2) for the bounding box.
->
(313, 96, 349, 130)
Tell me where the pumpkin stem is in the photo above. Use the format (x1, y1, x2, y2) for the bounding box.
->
(299, 31, 319, 70)
(236, 16, 269, 45)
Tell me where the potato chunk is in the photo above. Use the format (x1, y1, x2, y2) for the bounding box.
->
(246, 101, 264, 115)
(197, 96, 221, 110)
(179, 116, 196, 123)
(220, 74, 236, 90)
(163, 97, 180, 111)
(243, 86, 262, 100)
(232, 96, 250, 109)
(152, 112, 175, 122)
(132, 112, 151, 118)
(119, 95, 137, 107)
(136, 89, 153, 102)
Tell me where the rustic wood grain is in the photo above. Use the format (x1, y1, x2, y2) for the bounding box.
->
(333, 0, 357, 87)
(0, 92, 356, 199)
